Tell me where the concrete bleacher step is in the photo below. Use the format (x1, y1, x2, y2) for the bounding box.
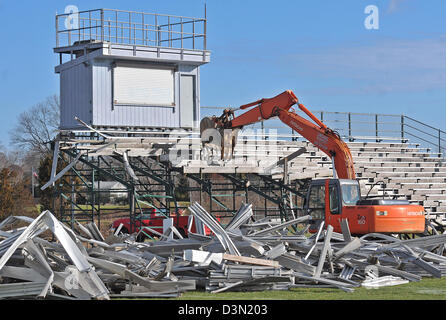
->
(366, 157, 442, 163)
(345, 141, 427, 148)
(410, 194, 446, 201)
(352, 151, 436, 158)
(364, 166, 446, 172)
(373, 171, 446, 178)
(356, 162, 443, 168)
(427, 207, 446, 213)
(288, 170, 332, 180)
(372, 172, 446, 178)
(348, 146, 434, 152)
(386, 177, 446, 183)
(411, 188, 446, 195)
(370, 181, 446, 189)
(395, 183, 446, 189)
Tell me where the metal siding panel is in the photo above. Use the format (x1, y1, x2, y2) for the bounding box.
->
(174, 72, 180, 127)
(104, 62, 112, 125)
(196, 67, 200, 128)
(178, 65, 199, 128)
(60, 73, 67, 128)
(92, 64, 98, 125)
(75, 66, 81, 123)
(97, 62, 104, 125)
(180, 75, 195, 127)
(93, 62, 100, 125)
(93, 61, 113, 127)
(60, 62, 93, 129)
(83, 64, 92, 124)
(90, 59, 192, 129)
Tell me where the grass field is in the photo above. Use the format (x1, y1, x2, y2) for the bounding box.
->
(171, 277, 446, 300)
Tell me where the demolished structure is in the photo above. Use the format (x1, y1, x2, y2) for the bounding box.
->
(1, 204, 446, 299)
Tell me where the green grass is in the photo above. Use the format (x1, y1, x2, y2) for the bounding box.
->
(172, 277, 446, 300)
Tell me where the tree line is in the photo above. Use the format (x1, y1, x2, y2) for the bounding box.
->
(0, 95, 60, 219)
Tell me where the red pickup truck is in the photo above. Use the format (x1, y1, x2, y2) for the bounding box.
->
(110, 209, 214, 240)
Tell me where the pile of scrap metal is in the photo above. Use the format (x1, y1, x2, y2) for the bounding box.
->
(0, 211, 194, 300)
(1, 205, 446, 299)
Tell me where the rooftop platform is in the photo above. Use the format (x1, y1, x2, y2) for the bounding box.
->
(55, 8, 210, 65)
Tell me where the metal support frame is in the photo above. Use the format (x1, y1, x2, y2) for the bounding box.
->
(50, 141, 309, 233)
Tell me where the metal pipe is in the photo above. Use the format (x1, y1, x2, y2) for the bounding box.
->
(101, 8, 201, 20)
(55, 15, 59, 47)
(348, 113, 352, 140)
(155, 15, 159, 46)
(401, 115, 405, 140)
(128, 12, 131, 44)
(100, 9, 104, 41)
(375, 114, 379, 141)
(168, 16, 171, 47)
(405, 115, 446, 134)
(142, 13, 145, 45)
(192, 19, 195, 49)
(403, 123, 446, 142)
(204, 3, 207, 50)
(298, 103, 327, 130)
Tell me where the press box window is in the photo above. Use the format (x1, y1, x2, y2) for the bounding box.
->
(113, 65, 175, 106)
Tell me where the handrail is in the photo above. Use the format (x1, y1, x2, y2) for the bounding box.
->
(403, 123, 446, 143)
(55, 8, 207, 50)
(403, 115, 445, 156)
(404, 115, 446, 134)
(404, 132, 445, 152)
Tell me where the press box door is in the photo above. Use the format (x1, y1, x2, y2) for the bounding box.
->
(180, 75, 196, 128)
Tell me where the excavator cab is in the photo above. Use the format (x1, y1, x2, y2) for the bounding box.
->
(304, 179, 426, 235)
(305, 179, 360, 232)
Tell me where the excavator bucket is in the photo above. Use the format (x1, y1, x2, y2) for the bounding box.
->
(200, 117, 217, 142)
(200, 116, 239, 160)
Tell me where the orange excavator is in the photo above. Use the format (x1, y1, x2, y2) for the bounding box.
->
(202, 90, 426, 235)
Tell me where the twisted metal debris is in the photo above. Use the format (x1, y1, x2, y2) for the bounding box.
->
(0, 203, 445, 299)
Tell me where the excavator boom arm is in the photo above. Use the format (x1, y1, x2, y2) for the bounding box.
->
(277, 108, 356, 180)
(221, 90, 356, 179)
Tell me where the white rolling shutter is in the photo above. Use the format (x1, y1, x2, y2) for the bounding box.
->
(113, 65, 175, 106)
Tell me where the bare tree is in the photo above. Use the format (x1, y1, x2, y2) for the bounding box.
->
(10, 95, 60, 156)
(0, 144, 7, 169)
(0, 144, 21, 170)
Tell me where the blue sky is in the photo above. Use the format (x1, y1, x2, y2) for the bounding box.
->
(0, 0, 445, 147)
